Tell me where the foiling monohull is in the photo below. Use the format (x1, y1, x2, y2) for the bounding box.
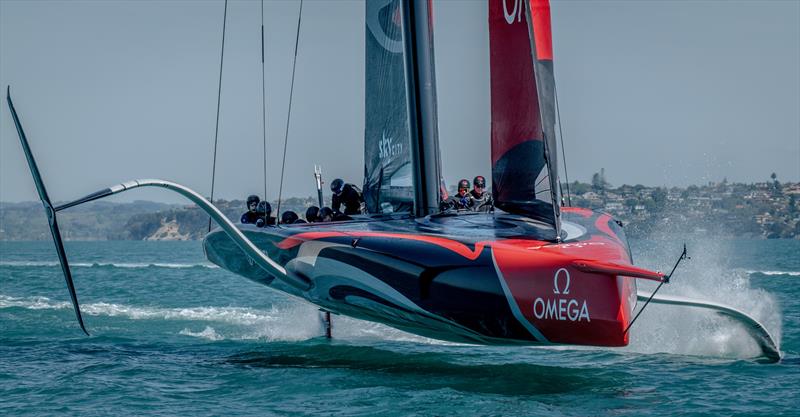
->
(7, 0, 780, 362)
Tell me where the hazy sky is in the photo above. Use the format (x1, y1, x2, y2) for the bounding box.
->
(1, 0, 798, 204)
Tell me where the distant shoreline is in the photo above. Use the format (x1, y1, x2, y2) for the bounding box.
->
(2, 179, 798, 241)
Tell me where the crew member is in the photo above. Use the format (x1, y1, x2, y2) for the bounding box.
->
(280, 211, 300, 225)
(241, 195, 261, 224)
(318, 207, 334, 222)
(255, 201, 276, 227)
(470, 175, 493, 212)
(330, 178, 363, 216)
(445, 179, 474, 210)
(305, 206, 320, 223)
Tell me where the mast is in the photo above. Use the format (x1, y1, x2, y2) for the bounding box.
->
(401, 0, 442, 217)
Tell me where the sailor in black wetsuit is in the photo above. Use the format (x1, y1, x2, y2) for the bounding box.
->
(241, 195, 262, 224)
(255, 201, 276, 227)
(305, 206, 320, 223)
(330, 178, 363, 216)
(318, 207, 334, 222)
(445, 179, 474, 211)
(280, 211, 300, 225)
(470, 175, 493, 212)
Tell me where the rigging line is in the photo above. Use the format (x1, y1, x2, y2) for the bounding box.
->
(208, 0, 229, 233)
(276, 0, 303, 222)
(554, 83, 572, 206)
(624, 245, 687, 335)
(623, 281, 664, 335)
(261, 0, 268, 223)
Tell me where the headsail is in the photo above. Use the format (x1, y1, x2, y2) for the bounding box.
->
(489, 0, 560, 233)
(364, 0, 415, 214)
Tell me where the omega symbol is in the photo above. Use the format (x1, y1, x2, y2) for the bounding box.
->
(553, 268, 570, 295)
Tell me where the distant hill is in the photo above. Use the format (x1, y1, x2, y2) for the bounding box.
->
(0, 197, 322, 241)
(0, 200, 179, 240)
(2, 178, 798, 240)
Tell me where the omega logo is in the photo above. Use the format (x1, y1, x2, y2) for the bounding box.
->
(532, 268, 591, 322)
(553, 268, 570, 295)
(503, 0, 523, 25)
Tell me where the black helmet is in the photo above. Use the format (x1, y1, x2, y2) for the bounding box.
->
(256, 201, 271, 214)
(247, 195, 260, 205)
(330, 178, 344, 194)
(458, 179, 470, 190)
(305, 206, 320, 222)
(281, 210, 299, 224)
(473, 176, 486, 188)
(318, 207, 334, 221)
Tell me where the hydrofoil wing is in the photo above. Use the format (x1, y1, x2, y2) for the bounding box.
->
(636, 291, 781, 363)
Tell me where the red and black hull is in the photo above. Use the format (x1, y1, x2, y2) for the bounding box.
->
(204, 207, 646, 347)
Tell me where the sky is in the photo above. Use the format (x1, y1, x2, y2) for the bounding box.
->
(1, 0, 798, 204)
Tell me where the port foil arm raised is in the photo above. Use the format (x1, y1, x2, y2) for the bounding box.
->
(62, 179, 309, 293)
(7, 87, 310, 336)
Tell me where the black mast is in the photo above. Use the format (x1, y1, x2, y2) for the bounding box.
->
(401, 0, 442, 217)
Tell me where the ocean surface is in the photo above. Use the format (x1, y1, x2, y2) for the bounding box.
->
(1, 238, 798, 416)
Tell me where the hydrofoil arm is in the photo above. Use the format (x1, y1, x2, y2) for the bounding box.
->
(61, 179, 309, 293)
(636, 292, 781, 363)
(7, 87, 310, 336)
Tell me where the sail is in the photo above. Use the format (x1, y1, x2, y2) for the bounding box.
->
(489, 0, 560, 229)
(364, 0, 415, 214)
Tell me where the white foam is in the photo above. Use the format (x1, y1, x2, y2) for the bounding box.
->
(0, 261, 218, 269)
(0, 295, 71, 310)
(179, 326, 224, 341)
(0, 293, 451, 344)
(746, 270, 800, 277)
(625, 237, 783, 360)
(1, 294, 278, 324)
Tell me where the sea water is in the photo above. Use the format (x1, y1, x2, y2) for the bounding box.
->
(1, 239, 798, 416)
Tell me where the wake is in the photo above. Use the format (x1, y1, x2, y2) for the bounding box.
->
(0, 261, 218, 269)
(0, 294, 437, 344)
(746, 270, 800, 277)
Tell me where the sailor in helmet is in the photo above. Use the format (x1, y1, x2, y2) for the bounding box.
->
(318, 207, 335, 222)
(305, 206, 320, 223)
(255, 201, 276, 227)
(241, 195, 262, 224)
(279, 210, 299, 224)
(444, 179, 475, 211)
(330, 178, 363, 216)
(470, 175, 493, 212)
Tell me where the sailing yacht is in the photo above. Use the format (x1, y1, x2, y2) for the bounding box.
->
(7, 0, 780, 361)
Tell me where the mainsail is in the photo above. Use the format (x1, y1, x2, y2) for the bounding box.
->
(364, 0, 415, 214)
(489, 0, 560, 230)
